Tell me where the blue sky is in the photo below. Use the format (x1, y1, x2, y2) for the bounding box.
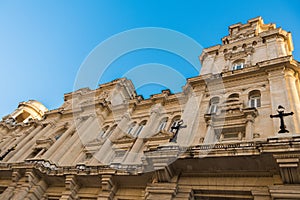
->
(0, 0, 300, 117)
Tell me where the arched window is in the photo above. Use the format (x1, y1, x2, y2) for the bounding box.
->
(103, 124, 117, 138)
(208, 97, 220, 114)
(232, 59, 245, 71)
(169, 116, 181, 132)
(227, 93, 239, 102)
(99, 125, 109, 138)
(158, 117, 168, 131)
(248, 90, 261, 108)
(127, 122, 137, 135)
(134, 120, 147, 136)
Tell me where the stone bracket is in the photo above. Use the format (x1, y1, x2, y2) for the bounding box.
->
(274, 154, 300, 184)
(145, 183, 178, 200)
(98, 174, 116, 200)
(154, 165, 175, 183)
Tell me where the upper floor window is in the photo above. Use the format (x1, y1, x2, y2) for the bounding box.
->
(99, 125, 109, 138)
(134, 120, 147, 136)
(232, 59, 245, 71)
(208, 97, 220, 114)
(127, 122, 137, 135)
(103, 124, 117, 138)
(53, 128, 67, 141)
(54, 133, 62, 140)
(158, 117, 168, 132)
(248, 90, 261, 108)
(169, 116, 181, 133)
(232, 63, 244, 70)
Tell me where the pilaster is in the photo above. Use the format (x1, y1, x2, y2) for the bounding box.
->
(97, 174, 116, 200)
(60, 175, 80, 200)
(274, 153, 300, 184)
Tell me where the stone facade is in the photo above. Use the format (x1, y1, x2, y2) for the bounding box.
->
(1, 17, 300, 199)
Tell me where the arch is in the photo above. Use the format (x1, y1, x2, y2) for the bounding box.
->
(224, 93, 240, 104)
(248, 90, 261, 108)
(228, 93, 239, 99)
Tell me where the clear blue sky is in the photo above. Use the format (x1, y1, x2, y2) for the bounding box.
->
(0, 0, 300, 117)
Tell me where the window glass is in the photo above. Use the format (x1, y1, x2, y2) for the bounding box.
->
(208, 97, 220, 114)
(158, 118, 168, 131)
(127, 122, 137, 134)
(248, 90, 261, 108)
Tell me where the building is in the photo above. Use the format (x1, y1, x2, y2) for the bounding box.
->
(1, 17, 300, 199)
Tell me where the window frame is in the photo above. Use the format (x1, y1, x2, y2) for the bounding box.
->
(208, 97, 220, 114)
(248, 90, 261, 108)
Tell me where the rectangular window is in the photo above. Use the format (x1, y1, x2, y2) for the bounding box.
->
(249, 98, 261, 108)
(232, 63, 244, 70)
(209, 104, 218, 114)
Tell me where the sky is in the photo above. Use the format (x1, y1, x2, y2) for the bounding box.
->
(0, 0, 300, 117)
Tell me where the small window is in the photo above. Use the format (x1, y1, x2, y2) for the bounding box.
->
(208, 97, 220, 114)
(53, 129, 66, 140)
(134, 120, 147, 136)
(99, 126, 109, 138)
(127, 122, 137, 135)
(158, 117, 168, 131)
(232, 59, 245, 71)
(232, 63, 244, 70)
(169, 116, 181, 133)
(248, 90, 261, 108)
(103, 125, 117, 138)
(54, 134, 62, 140)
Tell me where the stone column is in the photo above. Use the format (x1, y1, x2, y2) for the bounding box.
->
(285, 68, 300, 133)
(125, 104, 163, 163)
(178, 94, 202, 147)
(2, 126, 37, 162)
(268, 69, 294, 134)
(11, 169, 42, 200)
(245, 115, 254, 140)
(97, 174, 116, 200)
(17, 123, 56, 161)
(0, 126, 22, 150)
(0, 169, 22, 199)
(56, 116, 96, 165)
(43, 123, 76, 159)
(24, 179, 48, 200)
(9, 125, 43, 161)
(60, 175, 79, 200)
(93, 112, 131, 164)
(145, 182, 177, 200)
(203, 120, 216, 143)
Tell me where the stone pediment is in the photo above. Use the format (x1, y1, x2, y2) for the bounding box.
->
(35, 137, 54, 149)
(85, 137, 105, 146)
(145, 130, 173, 142)
(112, 133, 135, 144)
